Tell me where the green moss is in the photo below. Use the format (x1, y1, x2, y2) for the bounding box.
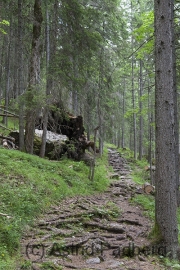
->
(149, 222, 163, 243)
(131, 194, 155, 220)
(0, 147, 109, 269)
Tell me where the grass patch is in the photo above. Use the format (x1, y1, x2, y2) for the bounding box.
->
(131, 194, 155, 220)
(116, 147, 150, 185)
(116, 147, 135, 162)
(131, 166, 150, 185)
(0, 147, 109, 269)
(92, 201, 121, 220)
(131, 158, 150, 185)
(40, 261, 63, 269)
(160, 258, 180, 269)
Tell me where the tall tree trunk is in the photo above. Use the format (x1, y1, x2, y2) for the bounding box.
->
(72, 90, 78, 115)
(172, 8, 179, 206)
(3, 23, 12, 126)
(18, 0, 25, 151)
(154, 0, 178, 258)
(97, 96, 103, 156)
(25, 0, 43, 154)
(40, 3, 50, 158)
(138, 60, 143, 160)
(121, 78, 126, 149)
(86, 91, 91, 141)
(131, 1, 137, 159)
(131, 56, 137, 159)
(97, 47, 104, 156)
(0, 36, 6, 106)
(40, 0, 58, 157)
(147, 81, 151, 163)
(147, 81, 154, 184)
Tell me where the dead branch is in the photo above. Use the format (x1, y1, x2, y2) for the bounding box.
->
(0, 134, 15, 142)
(84, 221, 125, 233)
(0, 124, 12, 131)
(0, 212, 12, 218)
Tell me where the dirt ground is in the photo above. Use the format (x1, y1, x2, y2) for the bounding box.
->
(20, 149, 169, 270)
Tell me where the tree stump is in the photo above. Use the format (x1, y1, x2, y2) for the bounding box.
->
(142, 182, 155, 194)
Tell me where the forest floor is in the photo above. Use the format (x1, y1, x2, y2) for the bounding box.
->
(20, 149, 167, 270)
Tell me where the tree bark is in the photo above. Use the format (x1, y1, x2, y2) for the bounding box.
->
(147, 81, 154, 185)
(172, 6, 180, 207)
(138, 59, 143, 160)
(0, 36, 6, 106)
(40, 2, 50, 158)
(131, 1, 137, 160)
(154, 0, 178, 258)
(18, 0, 25, 151)
(97, 47, 104, 156)
(3, 20, 12, 126)
(25, 0, 43, 154)
(121, 78, 126, 149)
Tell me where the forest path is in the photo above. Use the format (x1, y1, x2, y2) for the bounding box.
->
(20, 149, 165, 270)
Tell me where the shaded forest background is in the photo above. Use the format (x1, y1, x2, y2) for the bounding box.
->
(1, 0, 180, 265)
(0, 0, 180, 160)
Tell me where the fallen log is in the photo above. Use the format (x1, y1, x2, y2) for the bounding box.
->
(144, 165, 156, 171)
(142, 182, 155, 194)
(0, 114, 19, 117)
(83, 221, 126, 233)
(0, 108, 20, 117)
(0, 134, 17, 149)
(37, 103, 98, 154)
(7, 103, 97, 162)
(0, 124, 12, 131)
(0, 134, 15, 142)
(35, 104, 96, 160)
(0, 212, 12, 219)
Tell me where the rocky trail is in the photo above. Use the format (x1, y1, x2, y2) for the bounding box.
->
(20, 149, 166, 270)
